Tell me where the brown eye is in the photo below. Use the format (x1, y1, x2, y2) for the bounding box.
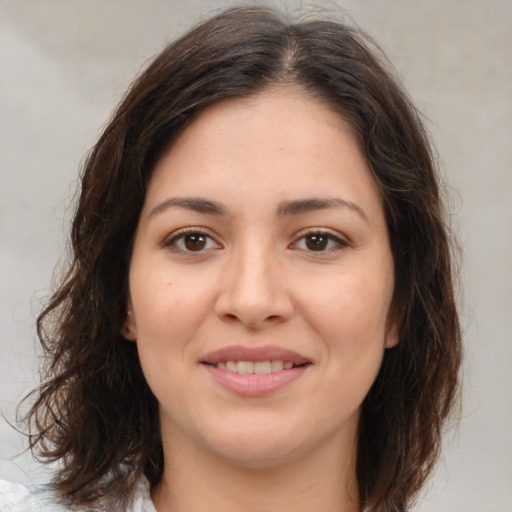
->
(293, 231, 347, 253)
(183, 233, 206, 251)
(183, 233, 207, 251)
(305, 234, 329, 251)
(166, 231, 219, 253)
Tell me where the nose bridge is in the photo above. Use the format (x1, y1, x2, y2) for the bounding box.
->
(216, 232, 292, 327)
(234, 235, 274, 296)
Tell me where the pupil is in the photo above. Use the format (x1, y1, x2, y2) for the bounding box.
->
(306, 234, 328, 251)
(185, 234, 206, 251)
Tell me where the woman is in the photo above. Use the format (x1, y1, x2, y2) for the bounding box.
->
(1, 5, 461, 512)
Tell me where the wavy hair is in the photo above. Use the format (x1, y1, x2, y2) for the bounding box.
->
(23, 6, 461, 511)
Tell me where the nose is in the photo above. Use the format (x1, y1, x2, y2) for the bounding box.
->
(214, 241, 294, 329)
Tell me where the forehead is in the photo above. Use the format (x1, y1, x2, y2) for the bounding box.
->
(143, 88, 384, 225)
(170, 88, 357, 158)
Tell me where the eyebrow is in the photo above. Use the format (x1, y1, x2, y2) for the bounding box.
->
(278, 197, 368, 222)
(149, 197, 227, 217)
(149, 195, 368, 223)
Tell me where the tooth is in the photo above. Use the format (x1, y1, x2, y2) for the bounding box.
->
(219, 360, 295, 374)
(271, 360, 284, 372)
(237, 361, 254, 374)
(254, 361, 272, 374)
(226, 361, 238, 372)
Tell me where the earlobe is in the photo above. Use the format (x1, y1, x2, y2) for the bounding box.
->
(385, 328, 399, 348)
(384, 316, 400, 349)
(121, 310, 137, 342)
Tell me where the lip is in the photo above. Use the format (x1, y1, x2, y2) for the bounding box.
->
(203, 364, 309, 397)
(201, 345, 311, 365)
(200, 345, 311, 397)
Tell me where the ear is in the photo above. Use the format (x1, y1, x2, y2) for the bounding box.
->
(121, 308, 137, 342)
(384, 309, 400, 349)
(384, 320, 399, 349)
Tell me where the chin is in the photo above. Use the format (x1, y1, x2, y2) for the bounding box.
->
(215, 441, 305, 470)
(201, 414, 347, 471)
(199, 420, 310, 468)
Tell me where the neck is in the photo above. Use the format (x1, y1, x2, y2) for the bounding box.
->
(152, 425, 360, 512)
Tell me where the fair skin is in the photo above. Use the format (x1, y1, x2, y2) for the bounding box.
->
(123, 88, 398, 512)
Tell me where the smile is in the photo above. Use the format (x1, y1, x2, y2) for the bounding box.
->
(201, 345, 311, 396)
(213, 360, 296, 374)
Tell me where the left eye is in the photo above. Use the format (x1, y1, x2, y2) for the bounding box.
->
(294, 233, 346, 252)
(167, 232, 218, 252)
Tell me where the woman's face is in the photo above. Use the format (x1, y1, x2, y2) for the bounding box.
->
(124, 89, 397, 468)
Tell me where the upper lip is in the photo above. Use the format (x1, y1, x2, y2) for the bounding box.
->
(201, 345, 311, 365)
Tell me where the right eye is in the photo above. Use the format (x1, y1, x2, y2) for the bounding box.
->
(165, 230, 220, 252)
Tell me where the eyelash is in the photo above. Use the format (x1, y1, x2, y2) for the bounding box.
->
(291, 229, 349, 253)
(162, 228, 349, 254)
(162, 227, 221, 253)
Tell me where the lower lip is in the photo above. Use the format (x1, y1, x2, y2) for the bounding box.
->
(203, 364, 309, 397)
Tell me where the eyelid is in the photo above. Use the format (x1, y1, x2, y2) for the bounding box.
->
(161, 226, 348, 253)
(162, 226, 222, 251)
(290, 228, 350, 251)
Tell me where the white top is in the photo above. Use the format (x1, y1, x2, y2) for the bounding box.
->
(0, 477, 157, 511)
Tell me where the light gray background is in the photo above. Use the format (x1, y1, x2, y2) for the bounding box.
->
(1, 1, 510, 510)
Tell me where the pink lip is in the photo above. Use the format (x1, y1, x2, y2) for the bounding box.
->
(200, 345, 311, 397)
(203, 364, 309, 397)
(201, 345, 310, 365)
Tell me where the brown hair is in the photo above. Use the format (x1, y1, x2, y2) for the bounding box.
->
(23, 6, 461, 511)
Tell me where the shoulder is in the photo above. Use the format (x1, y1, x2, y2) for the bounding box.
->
(0, 480, 69, 511)
(0, 478, 156, 512)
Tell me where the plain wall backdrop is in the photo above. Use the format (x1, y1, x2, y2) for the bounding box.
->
(1, 1, 511, 510)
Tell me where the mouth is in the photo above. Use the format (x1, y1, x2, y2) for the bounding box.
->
(204, 360, 308, 374)
(201, 345, 311, 397)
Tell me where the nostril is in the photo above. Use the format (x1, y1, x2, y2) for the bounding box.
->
(214, 284, 294, 328)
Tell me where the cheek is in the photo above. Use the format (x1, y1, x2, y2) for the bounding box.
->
(130, 271, 213, 403)
(297, 267, 393, 343)
(295, 261, 393, 402)
(129, 263, 216, 355)
(130, 262, 209, 318)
